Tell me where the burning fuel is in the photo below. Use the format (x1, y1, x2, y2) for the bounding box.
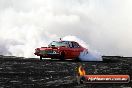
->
(78, 65, 86, 76)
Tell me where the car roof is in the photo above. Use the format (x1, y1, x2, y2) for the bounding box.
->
(52, 41, 76, 43)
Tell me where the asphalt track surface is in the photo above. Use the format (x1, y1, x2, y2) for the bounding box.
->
(0, 55, 132, 88)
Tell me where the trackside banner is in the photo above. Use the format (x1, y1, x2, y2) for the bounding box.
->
(81, 75, 130, 83)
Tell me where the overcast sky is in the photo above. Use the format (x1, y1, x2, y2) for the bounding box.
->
(0, 0, 132, 57)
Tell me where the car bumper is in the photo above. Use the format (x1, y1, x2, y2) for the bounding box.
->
(34, 52, 60, 58)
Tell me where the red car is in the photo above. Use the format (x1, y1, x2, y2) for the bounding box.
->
(34, 40, 87, 60)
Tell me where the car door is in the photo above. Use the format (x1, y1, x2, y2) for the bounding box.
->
(62, 41, 75, 58)
(63, 41, 82, 58)
(73, 42, 80, 56)
(61, 41, 73, 58)
(66, 42, 81, 58)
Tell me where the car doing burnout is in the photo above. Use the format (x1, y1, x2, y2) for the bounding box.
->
(34, 40, 87, 60)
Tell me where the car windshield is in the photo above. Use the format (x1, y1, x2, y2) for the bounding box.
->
(48, 41, 68, 47)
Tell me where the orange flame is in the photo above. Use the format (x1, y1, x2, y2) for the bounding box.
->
(78, 65, 86, 76)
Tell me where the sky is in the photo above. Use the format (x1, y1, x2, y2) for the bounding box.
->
(0, 0, 132, 57)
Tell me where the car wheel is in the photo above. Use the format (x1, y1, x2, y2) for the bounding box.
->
(40, 56, 42, 60)
(75, 57, 80, 61)
(60, 52, 65, 60)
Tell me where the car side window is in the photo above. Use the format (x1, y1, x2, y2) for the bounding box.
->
(64, 41, 70, 48)
(69, 42, 73, 48)
(72, 42, 80, 48)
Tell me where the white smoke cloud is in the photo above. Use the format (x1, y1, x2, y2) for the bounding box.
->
(79, 50, 102, 61)
(0, 0, 132, 57)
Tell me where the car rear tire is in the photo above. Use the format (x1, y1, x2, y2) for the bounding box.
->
(40, 56, 42, 60)
(75, 57, 80, 62)
(60, 52, 65, 60)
